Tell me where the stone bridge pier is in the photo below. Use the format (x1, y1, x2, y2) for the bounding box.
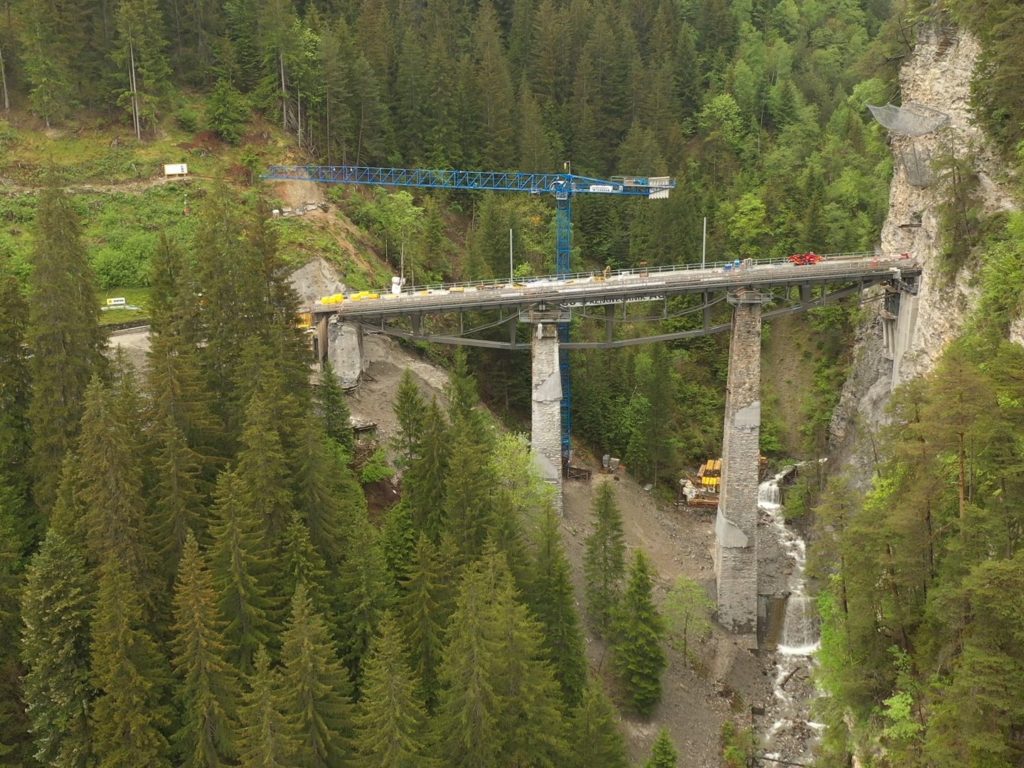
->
(714, 290, 765, 646)
(527, 310, 566, 513)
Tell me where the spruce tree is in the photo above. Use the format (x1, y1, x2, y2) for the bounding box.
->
(393, 368, 427, 467)
(567, 682, 630, 768)
(112, 0, 172, 138)
(399, 533, 450, 707)
(209, 469, 277, 674)
(443, 428, 496, 563)
(90, 563, 172, 768)
(171, 531, 238, 767)
(433, 558, 502, 768)
(78, 375, 152, 591)
(354, 612, 432, 768)
(0, 500, 30, 763)
(20, 528, 94, 768)
(0, 261, 30, 537)
(317, 360, 354, 456)
(235, 390, 295, 548)
(334, 514, 396, 683)
(404, 398, 450, 539)
(584, 481, 627, 634)
(527, 506, 587, 707)
(488, 571, 569, 766)
(282, 512, 332, 617)
(152, 413, 205, 578)
(292, 414, 351, 568)
(381, 500, 417, 586)
(613, 550, 666, 717)
(644, 728, 679, 768)
(27, 179, 104, 514)
(279, 584, 356, 768)
(236, 645, 298, 768)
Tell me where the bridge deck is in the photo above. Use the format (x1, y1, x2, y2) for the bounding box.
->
(312, 254, 920, 319)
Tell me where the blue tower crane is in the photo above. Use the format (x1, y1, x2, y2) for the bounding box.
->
(262, 164, 675, 459)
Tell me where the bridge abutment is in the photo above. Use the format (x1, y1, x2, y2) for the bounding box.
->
(528, 311, 565, 513)
(714, 290, 765, 646)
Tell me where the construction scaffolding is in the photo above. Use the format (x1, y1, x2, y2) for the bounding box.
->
(868, 102, 950, 187)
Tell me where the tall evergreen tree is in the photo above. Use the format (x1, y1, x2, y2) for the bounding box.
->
(399, 533, 450, 708)
(433, 557, 502, 768)
(317, 360, 354, 455)
(151, 412, 206, 579)
(20, 528, 94, 768)
(280, 583, 356, 768)
(443, 426, 496, 562)
(236, 645, 298, 768)
(209, 469, 278, 674)
(26, 180, 103, 514)
(112, 0, 173, 138)
(334, 513, 395, 683)
(393, 368, 427, 468)
(235, 390, 295, 548)
(0, 261, 30, 537)
(90, 563, 172, 768)
(567, 681, 630, 768)
(171, 531, 239, 767)
(78, 375, 152, 593)
(613, 550, 666, 717)
(354, 612, 432, 767)
(583, 481, 627, 635)
(527, 506, 587, 706)
(403, 398, 449, 539)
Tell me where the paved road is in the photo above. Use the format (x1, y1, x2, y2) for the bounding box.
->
(313, 255, 920, 319)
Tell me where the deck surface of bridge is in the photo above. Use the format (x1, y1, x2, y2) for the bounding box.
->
(310, 253, 920, 319)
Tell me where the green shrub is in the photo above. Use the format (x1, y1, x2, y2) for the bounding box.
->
(174, 106, 200, 133)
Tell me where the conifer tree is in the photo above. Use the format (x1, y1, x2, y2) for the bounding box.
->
(399, 533, 450, 707)
(334, 513, 395, 682)
(0, 262, 30, 535)
(209, 469, 277, 674)
(235, 390, 295, 548)
(112, 0, 173, 138)
(152, 413, 206, 577)
(527, 506, 587, 706)
(613, 550, 666, 717)
(567, 682, 630, 768)
(279, 584, 356, 768)
(404, 398, 450, 539)
(381, 500, 417, 586)
(443, 426, 496, 562)
(393, 368, 427, 467)
(291, 414, 354, 568)
(433, 558, 502, 768)
(20, 528, 94, 768)
(317, 360, 354, 455)
(171, 531, 239, 767)
(584, 481, 626, 634)
(644, 728, 678, 768)
(27, 179, 104, 514)
(91, 563, 172, 768)
(354, 612, 432, 768)
(236, 645, 298, 768)
(488, 572, 569, 766)
(282, 512, 332, 617)
(78, 375, 151, 591)
(0, 500, 30, 763)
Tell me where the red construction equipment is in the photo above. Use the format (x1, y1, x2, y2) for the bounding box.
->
(788, 252, 822, 266)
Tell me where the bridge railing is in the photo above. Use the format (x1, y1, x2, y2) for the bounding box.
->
(383, 250, 893, 296)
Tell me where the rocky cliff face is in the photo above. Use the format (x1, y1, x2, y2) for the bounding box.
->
(830, 24, 1017, 484)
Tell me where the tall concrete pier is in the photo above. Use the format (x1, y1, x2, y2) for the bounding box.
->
(714, 291, 765, 643)
(529, 312, 564, 511)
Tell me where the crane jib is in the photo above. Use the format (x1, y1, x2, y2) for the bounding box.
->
(263, 165, 675, 198)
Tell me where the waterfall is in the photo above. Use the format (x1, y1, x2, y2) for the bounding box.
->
(758, 479, 781, 509)
(758, 471, 822, 761)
